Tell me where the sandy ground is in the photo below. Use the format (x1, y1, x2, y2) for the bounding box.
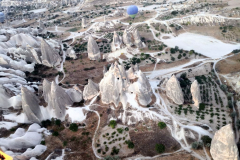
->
(216, 53, 240, 74)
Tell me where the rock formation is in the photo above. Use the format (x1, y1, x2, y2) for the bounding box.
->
(166, 75, 184, 105)
(99, 62, 128, 106)
(82, 18, 86, 28)
(87, 36, 101, 60)
(133, 29, 146, 49)
(83, 79, 99, 100)
(43, 80, 73, 118)
(41, 39, 61, 67)
(123, 29, 133, 47)
(21, 87, 43, 123)
(66, 85, 83, 103)
(100, 62, 152, 107)
(66, 48, 77, 59)
(27, 45, 42, 64)
(210, 124, 239, 160)
(111, 31, 123, 52)
(191, 80, 201, 107)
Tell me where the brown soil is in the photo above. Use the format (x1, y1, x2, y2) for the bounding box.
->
(61, 53, 113, 90)
(140, 59, 191, 72)
(121, 11, 157, 23)
(39, 111, 99, 160)
(129, 123, 181, 157)
(215, 53, 240, 74)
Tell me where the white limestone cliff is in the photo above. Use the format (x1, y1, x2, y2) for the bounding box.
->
(87, 36, 101, 60)
(166, 75, 184, 105)
(210, 124, 239, 160)
(191, 80, 201, 107)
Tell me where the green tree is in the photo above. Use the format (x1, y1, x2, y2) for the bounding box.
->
(155, 144, 165, 153)
(109, 120, 117, 129)
(158, 122, 167, 129)
(69, 123, 78, 132)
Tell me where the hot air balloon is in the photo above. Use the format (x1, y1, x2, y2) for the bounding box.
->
(127, 5, 138, 19)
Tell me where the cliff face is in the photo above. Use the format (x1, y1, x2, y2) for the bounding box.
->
(191, 80, 201, 107)
(210, 124, 239, 160)
(166, 75, 184, 105)
(87, 36, 101, 60)
(41, 39, 61, 67)
(83, 79, 99, 100)
(21, 87, 42, 123)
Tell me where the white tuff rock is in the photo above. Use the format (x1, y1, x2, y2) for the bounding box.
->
(87, 36, 101, 60)
(191, 80, 201, 107)
(133, 29, 146, 49)
(66, 85, 83, 103)
(210, 124, 239, 160)
(111, 31, 123, 52)
(123, 29, 133, 47)
(166, 75, 184, 105)
(21, 87, 43, 123)
(83, 79, 99, 100)
(41, 39, 61, 67)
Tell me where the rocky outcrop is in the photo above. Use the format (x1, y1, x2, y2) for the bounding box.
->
(99, 62, 129, 106)
(123, 29, 133, 47)
(66, 48, 77, 59)
(43, 80, 73, 119)
(210, 124, 239, 160)
(100, 62, 152, 107)
(87, 36, 101, 60)
(191, 80, 201, 107)
(41, 39, 61, 67)
(166, 75, 184, 105)
(82, 18, 86, 28)
(111, 31, 123, 52)
(133, 29, 146, 49)
(83, 79, 99, 100)
(27, 45, 42, 64)
(66, 85, 83, 103)
(21, 87, 43, 123)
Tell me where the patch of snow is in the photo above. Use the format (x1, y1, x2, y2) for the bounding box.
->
(0, 121, 18, 130)
(161, 32, 240, 59)
(66, 107, 87, 122)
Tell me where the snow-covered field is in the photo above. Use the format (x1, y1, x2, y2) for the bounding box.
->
(161, 33, 240, 59)
(28, 8, 47, 13)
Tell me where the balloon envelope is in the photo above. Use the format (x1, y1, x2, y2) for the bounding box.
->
(127, 5, 138, 18)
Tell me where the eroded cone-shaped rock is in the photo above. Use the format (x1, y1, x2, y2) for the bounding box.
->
(41, 39, 61, 67)
(66, 85, 83, 103)
(42, 79, 51, 103)
(83, 79, 99, 100)
(210, 124, 239, 160)
(49, 81, 73, 118)
(39, 20, 45, 30)
(21, 87, 43, 123)
(166, 75, 184, 105)
(87, 36, 101, 60)
(127, 67, 136, 80)
(27, 44, 42, 64)
(133, 29, 146, 49)
(66, 48, 77, 59)
(191, 80, 201, 107)
(123, 29, 133, 47)
(111, 31, 123, 52)
(99, 62, 129, 107)
(137, 71, 152, 106)
(82, 18, 86, 28)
